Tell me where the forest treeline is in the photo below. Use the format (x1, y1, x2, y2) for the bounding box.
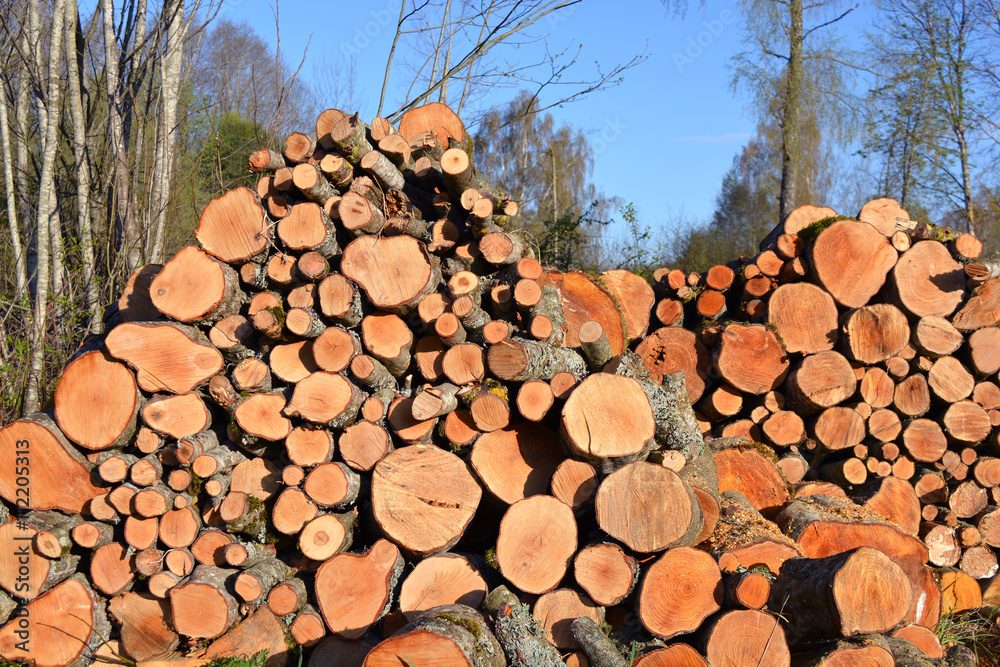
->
(0, 0, 998, 420)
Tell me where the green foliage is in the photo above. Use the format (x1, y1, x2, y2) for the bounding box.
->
(607, 202, 667, 279)
(936, 607, 999, 662)
(534, 201, 612, 272)
(206, 651, 270, 667)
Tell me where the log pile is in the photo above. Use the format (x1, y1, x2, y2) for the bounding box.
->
(0, 101, 997, 667)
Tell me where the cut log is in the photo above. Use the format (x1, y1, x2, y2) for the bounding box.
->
(894, 374, 931, 417)
(0, 576, 111, 667)
(142, 393, 210, 438)
(196, 187, 270, 264)
(600, 269, 655, 339)
(913, 316, 963, 357)
(398, 554, 487, 620)
(725, 569, 771, 610)
(953, 278, 1000, 330)
(109, 591, 179, 662)
(573, 543, 639, 606)
(488, 337, 587, 382)
(496, 495, 577, 594)
(786, 351, 857, 412)
(372, 445, 481, 556)
(711, 437, 790, 518)
(635, 326, 710, 402)
(533, 588, 603, 650)
(842, 304, 910, 364)
(708, 491, 802, 574)
(928, 356, 975, 402)
(105, 322, 223, 394)
(560, 373, 655, 472)
(713, 324, 789, 395)
(55, 349, 140, 451)
(0, 413, 103, 513)
(704, 609, 790, 667)
(633, 644, 709, 667)
(364, 604, 504, 667)
(314, 539, 404, 639)
(891, 240, 965, 317)
(233, 392, 293, 443)
(151, 245, 243, 323)
(858, 197, 908, 235)
(341, 235, 439, 314)
(595, 461, 703, 552)
(777, 494, 939, 627)
(169, 565, 239, 639)
(767, 282, 839, 354)
(852, 476, 921, 536)
(942, 400, 992, 445)
(810, 219, 897, 308)
(638, 546, 722, 639)
(538, 270, 628, 354)
(284, 372, 364, 428)
(771, 547, 911, 645)
(471, 423, 565, 504)
(551, 458, 599, 510)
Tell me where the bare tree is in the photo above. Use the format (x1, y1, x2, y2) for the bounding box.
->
(373, 1, 646, 129)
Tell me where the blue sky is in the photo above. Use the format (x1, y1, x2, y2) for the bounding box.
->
(220, 0, 865, 234)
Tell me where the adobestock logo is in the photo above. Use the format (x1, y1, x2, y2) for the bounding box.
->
(672, 10, 737, 73)
(340, 1, 400, 57)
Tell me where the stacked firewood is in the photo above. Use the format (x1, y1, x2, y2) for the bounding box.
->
(0, 101, 995, 667)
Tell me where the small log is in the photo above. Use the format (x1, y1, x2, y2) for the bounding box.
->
(550, 458, 599, 510)
(574, 543, 639, 606)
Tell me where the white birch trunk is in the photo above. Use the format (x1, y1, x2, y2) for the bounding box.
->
(24, 0, 68, 414)
(65, 0, 102, 334)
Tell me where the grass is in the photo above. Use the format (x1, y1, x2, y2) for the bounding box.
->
(937, 607, 1000, 665)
